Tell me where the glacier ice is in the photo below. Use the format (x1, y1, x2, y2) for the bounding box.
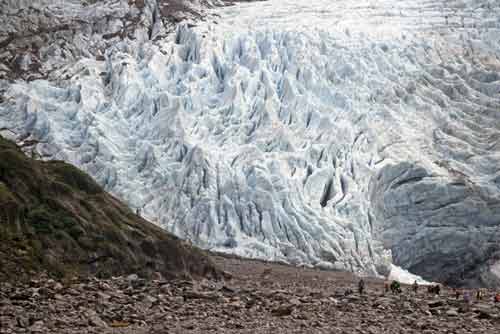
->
(388, 265, 432, 286)
(1, 0, 500, 286)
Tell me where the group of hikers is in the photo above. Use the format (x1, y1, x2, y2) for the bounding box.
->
(453, 288, 500, 304)
(354, 278, 500, 304)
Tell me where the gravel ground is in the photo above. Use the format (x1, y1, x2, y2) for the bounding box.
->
(1, 254, 500, 333)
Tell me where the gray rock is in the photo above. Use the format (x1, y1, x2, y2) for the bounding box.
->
(428, 300, 444, 308)
(127, 274, 139, 282)
(371, 162, 500, 286)
(16, 316, 29, 328)
(86, 310, 108, 328)
(28, 320, 44, 332)
(271, 305, 294, 317)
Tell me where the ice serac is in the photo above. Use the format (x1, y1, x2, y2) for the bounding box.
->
(1, 0, 500, 286)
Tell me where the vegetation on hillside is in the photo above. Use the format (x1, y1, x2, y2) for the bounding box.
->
(0, 136, 218, 281)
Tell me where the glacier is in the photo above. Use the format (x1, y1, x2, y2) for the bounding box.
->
(1, 0, 500, 287)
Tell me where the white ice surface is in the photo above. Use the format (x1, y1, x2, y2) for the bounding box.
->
(1, 0, 500, 284)
(388, 265, 432, 285)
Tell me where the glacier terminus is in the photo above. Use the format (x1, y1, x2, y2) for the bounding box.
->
(1, 0, 500, 287)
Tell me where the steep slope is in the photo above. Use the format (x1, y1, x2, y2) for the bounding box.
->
(0, 136, 218, 281)
(1, 0, 500, 287)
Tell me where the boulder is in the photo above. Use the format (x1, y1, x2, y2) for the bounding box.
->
(271, 304, 294, 317)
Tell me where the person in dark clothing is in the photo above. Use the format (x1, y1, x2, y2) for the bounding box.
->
(358, 279, 365, 295)
(428, 284, 440, 295)
(412, 280, 418, 294)
(390, 280, 401, 294)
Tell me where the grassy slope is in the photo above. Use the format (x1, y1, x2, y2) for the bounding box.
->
(0, 136, 218, 281)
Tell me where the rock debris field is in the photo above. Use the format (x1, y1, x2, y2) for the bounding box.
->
(1, 255, 500, 334)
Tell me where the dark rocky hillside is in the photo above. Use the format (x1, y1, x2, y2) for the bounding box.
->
(0, 136, 218, 281)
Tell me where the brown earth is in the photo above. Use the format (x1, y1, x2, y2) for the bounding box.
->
(1, 254, 500, 333)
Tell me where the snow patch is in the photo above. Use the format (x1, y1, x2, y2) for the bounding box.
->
(388, 265, 432, 285)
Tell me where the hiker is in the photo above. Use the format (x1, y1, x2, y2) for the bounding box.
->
(384, 281, 390, 294)
(461, 290, 472, 312)
(427, 284, 440, 295)
(136, 207, 141, 216)
(495, 293, 500, 303)
(476, 289, 483, 300)
(463, 290, 471, 304)
(453, 288, 460, 300)
(412, 280, 418, 294)
(390, 280, 401, 294)
(358, 279, 365, 295)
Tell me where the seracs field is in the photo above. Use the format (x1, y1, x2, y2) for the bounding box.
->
(1, 0, 500, 286)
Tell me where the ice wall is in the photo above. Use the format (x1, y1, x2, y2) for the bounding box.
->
(1, 0, 500, 286)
